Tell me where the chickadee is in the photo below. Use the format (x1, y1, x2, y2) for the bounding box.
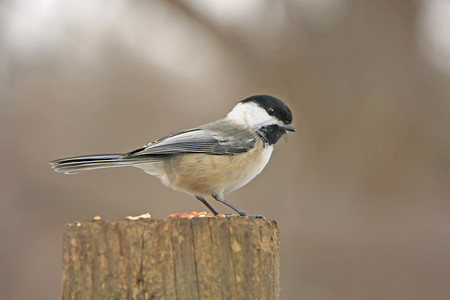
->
(51, 94, 295, 217)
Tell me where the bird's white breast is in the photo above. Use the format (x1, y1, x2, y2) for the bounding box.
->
(224, 145, 273, 194)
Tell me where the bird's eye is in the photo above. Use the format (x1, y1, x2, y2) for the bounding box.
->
(267, 107, 275, 115)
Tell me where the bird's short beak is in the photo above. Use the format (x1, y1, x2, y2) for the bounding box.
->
(282, 123, 296, 132)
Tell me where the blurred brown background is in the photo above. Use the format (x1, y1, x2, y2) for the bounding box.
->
(1, 0, 450, 299)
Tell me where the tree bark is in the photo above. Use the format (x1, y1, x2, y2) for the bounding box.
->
(62, 217, 280, 300)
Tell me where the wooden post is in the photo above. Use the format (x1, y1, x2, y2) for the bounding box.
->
(62, 217, 280, 300)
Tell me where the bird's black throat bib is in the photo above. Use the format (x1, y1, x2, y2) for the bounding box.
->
(257, 125, 287, 146)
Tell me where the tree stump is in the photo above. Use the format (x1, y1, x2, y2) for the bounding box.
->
(62, 217, 280, 299)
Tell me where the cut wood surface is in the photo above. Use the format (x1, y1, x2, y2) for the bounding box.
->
(62, 217, 280, 300)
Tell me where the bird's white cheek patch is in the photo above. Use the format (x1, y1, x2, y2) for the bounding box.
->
(227, 102, 279, 130)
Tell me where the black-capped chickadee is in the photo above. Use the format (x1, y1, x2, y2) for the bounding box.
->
(51, 95, 295, 217)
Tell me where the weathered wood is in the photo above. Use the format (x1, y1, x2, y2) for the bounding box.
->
(62, 217, 280, 300)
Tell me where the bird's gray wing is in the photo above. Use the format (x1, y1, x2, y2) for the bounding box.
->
(124, 128, 255, 157)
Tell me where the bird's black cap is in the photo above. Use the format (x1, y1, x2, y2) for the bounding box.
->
(241, 94, 293, 125)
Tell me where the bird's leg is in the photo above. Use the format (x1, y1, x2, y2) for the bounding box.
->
(211, 194, 264, 218)
(195, 195, 221, 216)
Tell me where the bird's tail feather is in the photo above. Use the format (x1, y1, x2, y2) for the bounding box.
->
(50, 154, 144, 174)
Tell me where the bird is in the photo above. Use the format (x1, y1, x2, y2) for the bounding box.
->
(50, 94, 295, 218)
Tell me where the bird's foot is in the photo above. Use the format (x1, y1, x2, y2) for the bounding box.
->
(246, 214, 266, 219)
(236, 211, 266, 219)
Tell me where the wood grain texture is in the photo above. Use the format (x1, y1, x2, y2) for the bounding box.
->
(62, 217, 280, 300)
